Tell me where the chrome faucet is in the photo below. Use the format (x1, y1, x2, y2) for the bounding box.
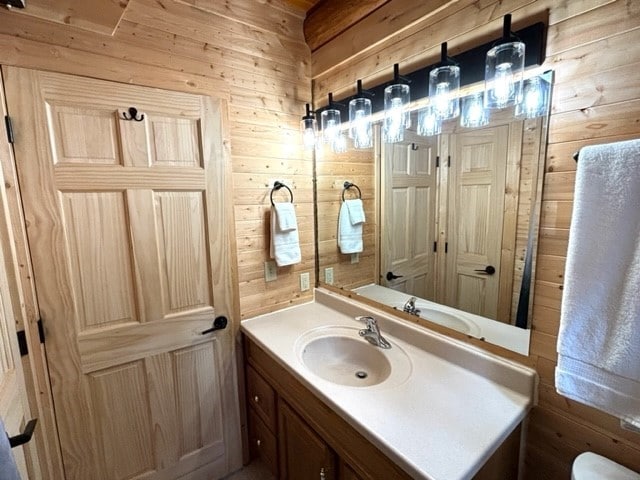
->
(356, 316, 392, 349)
(403, 297, 420, 316)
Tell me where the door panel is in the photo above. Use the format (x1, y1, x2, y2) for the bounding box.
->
(446, 126, 509, 319)
(381, 132, 438, 300)
(4, 67, 241, 480)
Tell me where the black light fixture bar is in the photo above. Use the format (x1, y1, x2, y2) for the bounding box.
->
(314, 21, 545, 122)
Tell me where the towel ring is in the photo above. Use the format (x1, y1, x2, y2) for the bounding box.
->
(342, 181, 362, 201)
(270, 181, 293, 206)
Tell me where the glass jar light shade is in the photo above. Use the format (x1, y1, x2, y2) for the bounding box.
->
(349, 97, 373, 149)
(321, 108, 341, 145)
(484, 41, 525, 109)
(515, 75, 551, 119)
(332, 132, 347, 154)
(428, 65, 460, 120)
(417, 106, 442, 137)
(383, 83, 410, 143)
(461, 92, 490, 128)
(300, 116, 317, 149)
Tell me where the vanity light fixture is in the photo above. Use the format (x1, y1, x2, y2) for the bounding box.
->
(383, 64, 411, 143)
(321, 93, 342, 148)
(417, 105, 442, 137)
(460, 92, 490, 128)
(300, 103, 317, 150)
(515, 75, 551, 119)
(429, 43, 460, 120)
(484, 14, 525, 109)
(349, 80, 373, 149)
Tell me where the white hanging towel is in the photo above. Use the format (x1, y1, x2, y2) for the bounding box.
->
(0, 418, 21, 480)
(270, 203, 301, 267)
(556, 138, 640, 428)
(338, 199, 365, 254)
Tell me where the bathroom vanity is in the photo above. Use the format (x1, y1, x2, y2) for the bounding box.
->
(241, 289, 536, 479)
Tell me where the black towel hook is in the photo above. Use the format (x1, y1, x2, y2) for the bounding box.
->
(122, 107, 145, 122)
(270, 181, 294, 206)
(342, 181, 362, 201)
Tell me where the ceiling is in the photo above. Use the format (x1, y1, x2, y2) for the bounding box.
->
(284, 0, 323, 15)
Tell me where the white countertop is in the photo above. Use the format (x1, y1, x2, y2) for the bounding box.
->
(354, 284, 532, 356)
(241, 288, 537, 480)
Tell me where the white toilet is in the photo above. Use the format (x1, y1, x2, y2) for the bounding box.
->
(572, 452, 640, 479)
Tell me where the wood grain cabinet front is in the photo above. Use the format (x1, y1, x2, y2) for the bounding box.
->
(246, 364, 277, 431)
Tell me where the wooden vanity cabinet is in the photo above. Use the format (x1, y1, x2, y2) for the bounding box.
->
(243, 336, 520, 480)
(244, 336, 412, 480)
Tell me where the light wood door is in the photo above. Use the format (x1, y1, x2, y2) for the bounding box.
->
(445, 125, 509, 319)
(3, 67, 241, 480)
(381, 132, 438, 300)
(0, 215, 35, 480)
(0, 69, 41, 480)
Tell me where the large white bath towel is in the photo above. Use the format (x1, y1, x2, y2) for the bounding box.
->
(556, 138, 640, 428)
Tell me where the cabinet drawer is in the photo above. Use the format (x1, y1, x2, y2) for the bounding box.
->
(248, 407, 278, 477)
(246, 365, 277, 432)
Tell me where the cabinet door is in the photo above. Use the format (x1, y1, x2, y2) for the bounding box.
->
(279, 400, 337, 480)
(339, 460, 365, 480)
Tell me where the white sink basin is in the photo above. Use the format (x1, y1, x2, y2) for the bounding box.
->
(295, 326, 412, 388)
(392, 303, 481, 337)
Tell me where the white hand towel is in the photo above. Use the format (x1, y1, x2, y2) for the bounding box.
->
(345, 198, 366, 225)
(270, 204, 301, 267)
(556, 138, 640, 428)
(338, 202, 363, 254)
(274, 202, 297, 232)
(0, 418, 21, 480)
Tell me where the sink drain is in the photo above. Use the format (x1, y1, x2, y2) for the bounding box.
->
(355, 371, 368, 379)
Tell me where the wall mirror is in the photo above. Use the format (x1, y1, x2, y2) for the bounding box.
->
(315, 71, 552, 355)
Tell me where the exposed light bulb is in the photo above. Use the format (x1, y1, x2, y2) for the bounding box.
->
(332, 132, 347, 153)
(384, 97, 405, 143)
(434, 82, 451, 117)
(352, 109, 372, 148)
(461, 92, 489, 128)
(417, 106, 442, 136)
(493, 62, 515, 107)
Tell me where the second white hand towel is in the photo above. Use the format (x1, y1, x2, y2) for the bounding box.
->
(270, 203, 301, 266)
(338, 200, 364, 254)
(556, 138, 640, 427)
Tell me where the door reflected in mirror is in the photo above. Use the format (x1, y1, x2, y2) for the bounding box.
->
(315, 73, 552, 355)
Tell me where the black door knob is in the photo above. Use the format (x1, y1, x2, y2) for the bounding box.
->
(474, 265, 496, 275)
(386, 271, 404, 281)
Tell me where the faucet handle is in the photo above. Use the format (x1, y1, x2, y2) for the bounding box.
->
(355, 315, 376, 328)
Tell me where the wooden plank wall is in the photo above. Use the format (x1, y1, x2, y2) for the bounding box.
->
(306, 0, 640, 478)
(0, 0, 314, 321)
(316, 143, 377, 289)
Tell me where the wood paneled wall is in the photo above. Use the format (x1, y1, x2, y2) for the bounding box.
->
(307, 0, 640, 478)
(0, 0, 314, 321)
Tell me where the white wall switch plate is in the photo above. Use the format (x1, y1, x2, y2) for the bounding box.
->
(324, 267, 334, 285)
(300, 272, 310, 291)
(351, 253, 360, 264)
(264, 260, 277, 282)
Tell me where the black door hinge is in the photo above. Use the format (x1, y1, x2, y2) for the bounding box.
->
(447, 155, 451, 167)
(15, 319, 45, 357)
(5, 116, 14, 144)
(16, 329, 28, 356)
(445, 242, 449, 253)
(436, 156, 440, 168)
(433, 241, 437, 252)
(37, 318, 45, 344)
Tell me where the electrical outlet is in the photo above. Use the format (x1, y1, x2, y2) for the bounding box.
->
(351, 253, 360, 264)
(300, 272, 310, 291)
(324, 267, 334, 285)
(264, 260, 277, 282)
